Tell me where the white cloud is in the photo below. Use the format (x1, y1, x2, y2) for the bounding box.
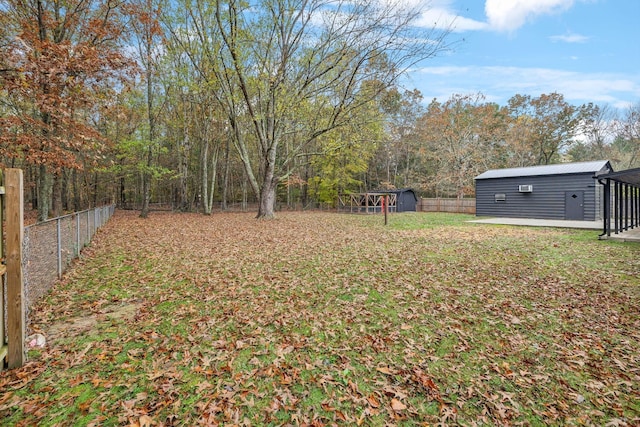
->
(416, 7, 488, 32)
(481, 66, 639, 101)
(549, 32, 590, 43)
(409, 65, 640, 109)
(412, 0, 581, 33)
(415, 65, 470, 75)
(485, 0, 575, 32)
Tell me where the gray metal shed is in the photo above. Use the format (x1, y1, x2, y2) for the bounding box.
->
(474, 161, 612, 220)
(386, 188, 418, 212)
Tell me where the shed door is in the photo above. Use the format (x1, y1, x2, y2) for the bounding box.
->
(565, 191, 584, 220)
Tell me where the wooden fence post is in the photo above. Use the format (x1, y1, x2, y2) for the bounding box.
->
(384, 194, 388, 225)
(6, 168, 25, 369)
(0, 172, 5, 366)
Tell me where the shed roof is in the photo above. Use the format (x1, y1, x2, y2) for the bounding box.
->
(475, 160, 612, 180)
(371, 188, 417, 197)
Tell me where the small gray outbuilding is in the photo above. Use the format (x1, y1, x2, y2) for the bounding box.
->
(474, 160, 613, 221)
(386, 188, 418, 212)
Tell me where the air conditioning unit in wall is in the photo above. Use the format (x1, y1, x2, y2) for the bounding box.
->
(518, 185, 533, 193)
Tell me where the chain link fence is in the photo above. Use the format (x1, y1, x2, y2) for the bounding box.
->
(23, 205, 115, 315)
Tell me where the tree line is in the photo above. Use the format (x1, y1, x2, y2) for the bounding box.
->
(1, 0, 638, 221)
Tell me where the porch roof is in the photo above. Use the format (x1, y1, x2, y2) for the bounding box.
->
(596, 167, 640, 187)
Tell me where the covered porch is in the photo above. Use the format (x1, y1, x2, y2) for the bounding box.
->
(596, 167, 640, 241)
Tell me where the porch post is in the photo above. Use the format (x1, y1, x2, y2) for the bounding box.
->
(602, 178, 610, 237)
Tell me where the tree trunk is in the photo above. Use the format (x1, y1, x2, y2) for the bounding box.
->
(52, 171, 63, 217)
(256, 141, 279, 218)
(92, 172, 98, 208)
(37, 164, 52, 222)
(242, 175, 247, 212)
(301, 162, 309, 208)
(140, 25, 154, 219)
(201, 138, 219, 216)
(179, 158, 188, 211)
(257, 181, 277, 218)
(140, 148, 152, 218)
(61, 169, 69, 211)
(119, 173, 126, 209)
(207, 156, 217, 214)
(29, 165, 38, 211)
(404, 145, 411, 188)
(221, 137, 230, 211)
(202, 138, 211, 215)
(140, 80, 153, 217)
(178, 107, 190, 211)
(72, 169, 81, 211)
(257, 168, 278, 219)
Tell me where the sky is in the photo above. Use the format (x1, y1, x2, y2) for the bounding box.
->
(402, 0, 640, 110)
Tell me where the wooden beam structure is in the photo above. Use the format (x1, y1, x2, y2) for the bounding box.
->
(338, 192, 397, 214)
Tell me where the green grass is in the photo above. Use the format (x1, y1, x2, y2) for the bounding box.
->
(1, 211, 639, 426)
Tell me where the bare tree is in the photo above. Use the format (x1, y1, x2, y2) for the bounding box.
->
(507, 93, 581, 165)
(568, 103, 617, 162)
(170, 0, 452, 218)
(126, 0, 165, 218)
(613, 102, 640, 168)
(418, 93, 508, 198)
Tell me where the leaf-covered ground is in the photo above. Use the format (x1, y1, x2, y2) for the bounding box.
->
(1, 211, 639, 426)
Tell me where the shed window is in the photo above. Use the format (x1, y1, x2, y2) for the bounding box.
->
(494, 193, 506, 202)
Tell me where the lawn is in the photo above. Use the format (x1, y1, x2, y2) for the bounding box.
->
(1, 211, 639, 426)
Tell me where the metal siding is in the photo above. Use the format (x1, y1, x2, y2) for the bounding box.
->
(594, 183, 603, 221)
(401, 192, 417, 212)
(393, 189, 417, 212)
(476, 173, 601, 220)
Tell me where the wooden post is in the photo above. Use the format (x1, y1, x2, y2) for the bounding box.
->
(0, 173, 5, 366)
(384, 194, 389, 225)
(6, 168, 25, 369)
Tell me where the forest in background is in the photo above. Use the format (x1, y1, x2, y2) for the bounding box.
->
(1, 0, 639, 221)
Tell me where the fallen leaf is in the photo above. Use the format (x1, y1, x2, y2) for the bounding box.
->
(391, 398, 406, 411)
(139, 415, 153, 427)
(367, 395, 380, 408)
(376, 366, 394, 375)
